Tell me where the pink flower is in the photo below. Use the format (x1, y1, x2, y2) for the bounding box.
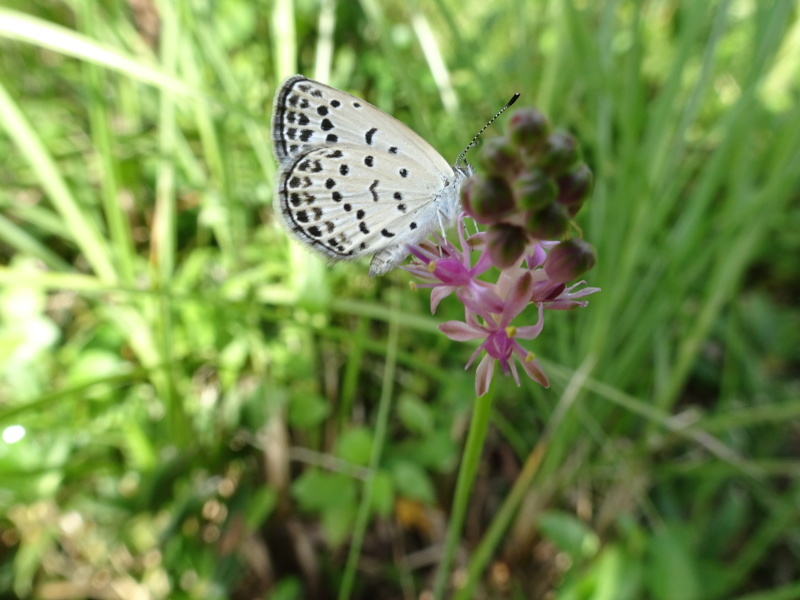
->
(439, 271, 549, 396)
(403, 216, 503, 314)
(496, 245, 600, 310)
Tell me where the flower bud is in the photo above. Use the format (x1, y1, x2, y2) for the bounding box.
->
(507, 108, 550, 153)
(524, 203, 570, 240)
(461, 175, 515, 224)
(540, 131, 579, 176)
(556, 163, 593, 217)
(513, 169, 557, 212)
(544, 239, 597, 282)
(487, 224, 528, 268)
(479, 136, 520, 176)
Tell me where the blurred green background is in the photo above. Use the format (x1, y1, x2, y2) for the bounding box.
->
(1, 1, 799, 599)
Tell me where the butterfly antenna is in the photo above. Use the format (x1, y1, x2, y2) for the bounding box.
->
(456, 92, 520, 170)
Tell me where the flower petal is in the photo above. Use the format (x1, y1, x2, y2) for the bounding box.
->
(512, 344, 549, 388)
(439, 320, 485, 341)
(562, 282, 602, 298)
(525, 243, 547, 269)
(501, 271, 536, 326)
(515, 305, 545, 339)
(475, 354, 496, 396)
(520, 356, 549, 388)
(469, 243, 495, 277)
(457, 281, 505, 315)
(508, 355, 521, 387)
(430, 285, 456, 313)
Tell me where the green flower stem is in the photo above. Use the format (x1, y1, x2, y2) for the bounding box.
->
(454, 358, 594, 599)
(432, 385, 495, 599)
(453, 436, 548, 600)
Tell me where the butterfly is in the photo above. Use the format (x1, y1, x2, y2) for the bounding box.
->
(270, 75, 470, 276)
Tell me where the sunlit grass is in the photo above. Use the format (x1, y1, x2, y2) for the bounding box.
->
(1, 1, 799, 599)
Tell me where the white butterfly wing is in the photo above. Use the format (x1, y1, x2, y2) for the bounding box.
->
(274, 143, 464, 276)
(271, 76, 464, 275)
(271, 75, 453, 174)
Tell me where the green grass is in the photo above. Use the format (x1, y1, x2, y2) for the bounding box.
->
(1, 1, 799, 599)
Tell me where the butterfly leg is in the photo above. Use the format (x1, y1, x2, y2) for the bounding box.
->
(369, 245, 413, 277)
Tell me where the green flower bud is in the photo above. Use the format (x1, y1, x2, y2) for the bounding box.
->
(540, 131, 579, 176)
(479, 136, 520, 176)
(487, 224, 528, 268)
(544, 239, 597, 282)
(507, 108, 550, 153)
(524, 202, 570, 240)
(513, 169, 557, 211)
(462, 175, 515, 224)
(556, 163, 593, 217)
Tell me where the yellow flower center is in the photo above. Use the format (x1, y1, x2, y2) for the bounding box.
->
(505, 326, 517, 338)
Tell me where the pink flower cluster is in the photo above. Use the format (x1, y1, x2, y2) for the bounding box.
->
(404, 218, 599, 396)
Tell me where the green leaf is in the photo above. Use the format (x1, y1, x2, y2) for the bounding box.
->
(291, 470, 357, 512)
(646, 525, 700, 600)
(538, 510, 599, 561)
(393, 431, 458, 472)
(321, 501, 357, 547)
(370, 470, 395, 518)
(335, 427, 373, 466)
(391, 461, 435, 504)
(287, 393, 330, 429)
(397, 393, 434, 435)
(244, 487, 278, 530)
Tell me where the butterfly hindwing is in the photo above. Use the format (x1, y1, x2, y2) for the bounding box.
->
(275, 144, 458, 273)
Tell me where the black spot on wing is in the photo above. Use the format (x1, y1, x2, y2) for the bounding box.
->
(365, 128, 377, 145)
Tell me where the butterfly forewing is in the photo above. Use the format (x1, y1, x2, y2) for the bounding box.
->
(272, 76, 453, 172)
(271, 75, 465, 275)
